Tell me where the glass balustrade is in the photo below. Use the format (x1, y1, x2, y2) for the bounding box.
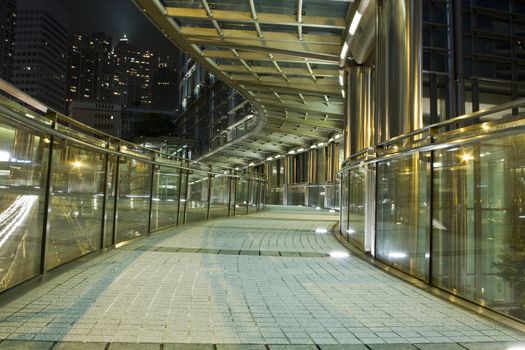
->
(339, 99, 525, 323)
(0, 90, 266, 293)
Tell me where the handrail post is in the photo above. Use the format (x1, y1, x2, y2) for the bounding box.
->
(427, 126, 438, 283)
(227, 170, 233, 217)
(183, 161, 190, 224)
(147, 158, 156, 234)
(112, 148, 122, 245)
(233, 174, 237, 216)
(206, 165, 212, 220)
(176, 160, 184, 225)
(100, 139, 111, 249)
(246, 175, 251, 215)
(40, 113, 57, 275)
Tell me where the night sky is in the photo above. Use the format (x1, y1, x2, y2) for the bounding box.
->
(57, 0, 178, 55)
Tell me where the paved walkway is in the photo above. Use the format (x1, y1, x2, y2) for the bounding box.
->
(0, 206, 524, 349)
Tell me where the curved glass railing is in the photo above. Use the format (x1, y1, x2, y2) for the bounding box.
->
(0, 79, 266, 293)
(339, 98, 525, 324)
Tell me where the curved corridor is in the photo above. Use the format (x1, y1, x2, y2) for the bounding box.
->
(0, 207, 524, 349)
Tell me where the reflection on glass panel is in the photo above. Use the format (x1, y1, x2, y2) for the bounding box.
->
(347, 167, 366, 249)
(104, 154, 117, 247)
(179, 170, 188, 225)
(287, 185, 306, 207)
(116, 157, 152, 242)
(151, 166, 180, 231)
(248, 181, 258, 213)
(186, 169, 209, 223)
(210, 174, 229, 219)
(46, 141, 105, 269)
(376, 153, 430, 281)
(235, 178, 248, 215)
(0, 121, 48, 291)
(433, 138, 525, 321)
(479, 81, 513, 119)
(340, 171, 349, 236)
(325, 184, 339, 210)
(307, 185, 321, 208)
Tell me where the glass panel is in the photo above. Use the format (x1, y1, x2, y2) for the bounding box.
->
(151, 166, 180, 231)
(325, 184, 339, 210)
(235, 178, 248, 215)
(340, 171, 349, 236)
(347, 167, 366, 249)
(287, 185, 306, 206)
(46, 141, 105, 270)
(376, 153, 430, 281)
(209, 174, 229, 219)
(179, 169, 188, 224)
(0, 120, 48, 291)
(433, 138, 525, 321)
(248, 180, 257, 214)
(186, 169, 209, 223)
(116, 157, 152, 242)
(104, 154, 117, 247)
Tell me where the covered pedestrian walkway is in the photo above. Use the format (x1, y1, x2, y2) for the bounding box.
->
(0, 207, 523, 349)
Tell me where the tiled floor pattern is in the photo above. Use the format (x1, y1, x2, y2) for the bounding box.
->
(0, 206, 524, 348)
(1, 340, 525, 349)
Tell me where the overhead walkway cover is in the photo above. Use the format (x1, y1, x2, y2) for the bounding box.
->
(134, 0, 350, 167)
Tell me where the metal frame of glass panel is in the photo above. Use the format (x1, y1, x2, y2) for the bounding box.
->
(339, 97, 525, 325)
(0, 78, 266, 294)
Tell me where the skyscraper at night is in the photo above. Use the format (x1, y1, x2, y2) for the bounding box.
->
(114, 34, 154, 107)
(151, 54, 179, 110)
(10, 0, 69, 113)
(0, 0, 16, 81)
(66, 32, 114, 106)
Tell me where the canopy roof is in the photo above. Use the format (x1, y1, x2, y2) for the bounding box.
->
(135, 0, 353, 167)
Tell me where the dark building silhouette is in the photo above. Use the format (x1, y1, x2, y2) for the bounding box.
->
(11, 0, 70, 113)
(152, 54, 179, 110)
(0, 0, 16, 81)
(66, 32, 114, 106)
(114, 34, 154, 106)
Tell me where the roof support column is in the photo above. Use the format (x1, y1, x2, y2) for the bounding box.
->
(375, 0, 422, 142)
(345, 66, 373, 158)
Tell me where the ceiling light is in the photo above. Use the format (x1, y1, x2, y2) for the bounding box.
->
(349, 11, 363, 35)
(340, 42, 349, 60)
(315, 228, 328, 234)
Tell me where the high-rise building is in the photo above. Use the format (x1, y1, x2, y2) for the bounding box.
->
(151, 54, 179, 110)
(11, 0, 70, 113)
(114, 34, 154, 107)
(66, 32, 114, 106)
(0, 0, 16, 81)
(68, 100, 122, 137)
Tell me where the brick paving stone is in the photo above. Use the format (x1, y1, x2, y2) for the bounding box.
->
(0, 207, 523, 348)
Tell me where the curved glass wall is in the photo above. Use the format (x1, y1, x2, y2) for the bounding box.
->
(0, 89, 266, 293)
(0, 120, 48, 290)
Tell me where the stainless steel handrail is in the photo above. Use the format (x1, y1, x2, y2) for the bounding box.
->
(0, 79, 267, 181)
(374, 97, 525, 149)
(341, 98, 525, 172)
(0, 78, 192, 163)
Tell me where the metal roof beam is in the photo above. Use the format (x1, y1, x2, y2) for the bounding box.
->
(166, 7, 346, 29)
(264, 126, 328, 140)
(219, 65, 337, 77)
(182, 27, 341, 44)
(203, 50, 338, 64)
(266, 115, 342, 129)
(257, 98, 343, 116)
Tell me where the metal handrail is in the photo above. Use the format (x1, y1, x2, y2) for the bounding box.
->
(374, 97, 525, 149)
(0, 79, 267, 181)
(341, 97, 525, 172)
(0, 78, 194, 163)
